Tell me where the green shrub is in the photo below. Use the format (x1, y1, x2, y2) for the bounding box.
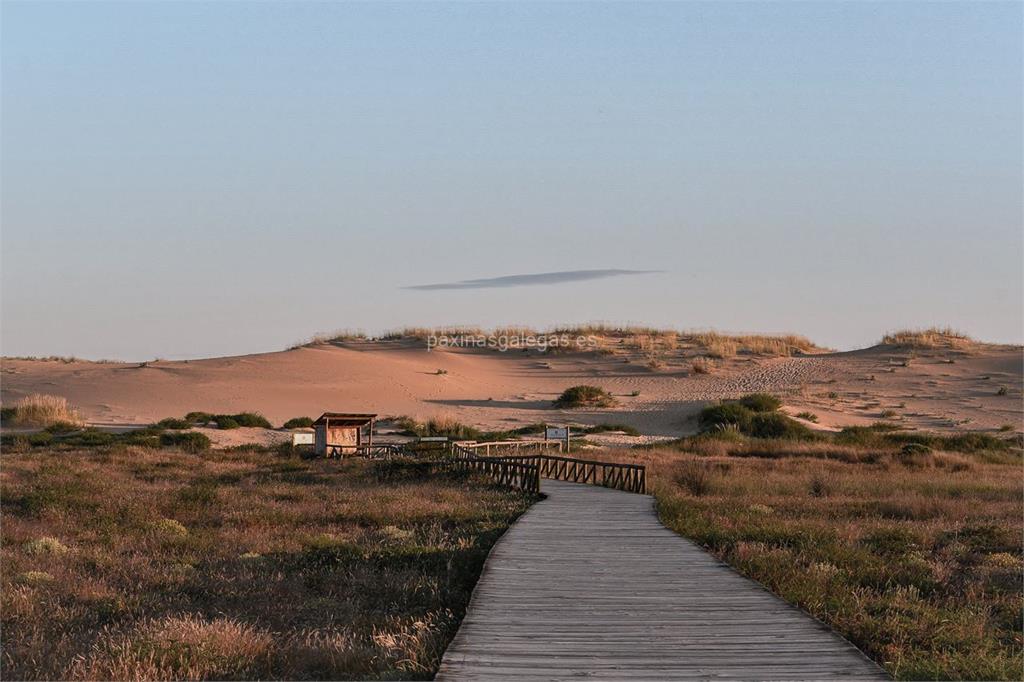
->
(282, 416, 314, 429)
(64, 429, 115, 447)
(44, 421, 80, 434)
(230, 412, 272, 428)
(747, 413, 813, 440)
(184, 411, 214, 425)
(119, 427, 163, 448)
(698, 403, 754, 432)
(1, 434, 31, 451)
(0, 407, 15, 424)
(157, 417, 191, 430)
(938, 432, 1010, 453)
(737, 393, 782, 412)
(27, 432, 54, 447)
(212, 415, 240, 430)
(585, 423, 641, 436)
(160, 431, 211, 453)
(553, 385, 617, 409)
(837, 424, 1011, 454)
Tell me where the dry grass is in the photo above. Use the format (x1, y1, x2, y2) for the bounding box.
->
(595, 445, 1022, 679)
(1, 446, 532, 680)
(284, 324, 833, 359)
(4, 394, 83, 427)
(881, 327, 977, 349)
(691, 332, 823, 357)
(691, 357, 714, 374)
(290, 330, 368, 348)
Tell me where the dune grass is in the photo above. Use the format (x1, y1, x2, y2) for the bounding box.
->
(282, 416, 314, 429)
(553, 385, 617, 409)
(1, 446, 533, 680)
(881, 327, 977, 349)
(393, 415, 484, 440)
(284, 324, 830, 358)
(590, 440, 1023, 680)
(2, 394, 83, 428)
(691, 332, 822, 358)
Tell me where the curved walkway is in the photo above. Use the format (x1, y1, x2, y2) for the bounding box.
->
(438, 480, 886, 681)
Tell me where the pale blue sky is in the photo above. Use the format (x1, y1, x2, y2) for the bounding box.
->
(2, 1, 1021, 360)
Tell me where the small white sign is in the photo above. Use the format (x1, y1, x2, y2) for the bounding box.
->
(292, 432, 314, 445)
(420, 436, 449, 442)
(545, 427, 568, 440)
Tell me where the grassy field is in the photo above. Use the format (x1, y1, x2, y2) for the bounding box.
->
(600, 442, 1023, 680)
(1, 446, 533, 680)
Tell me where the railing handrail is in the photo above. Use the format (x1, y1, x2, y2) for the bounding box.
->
(456, 439, 561, 449)
(323, 441, 644, 494)
(450, 456, 541, 494)
(471, 453, 646, 494)
(325, 442, 412, 459)
(486, 453, 645, 471)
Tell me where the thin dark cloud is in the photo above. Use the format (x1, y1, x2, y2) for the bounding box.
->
(404, 269, 661, 291)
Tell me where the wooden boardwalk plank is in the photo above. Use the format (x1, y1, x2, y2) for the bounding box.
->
(438, 480, 887, 681)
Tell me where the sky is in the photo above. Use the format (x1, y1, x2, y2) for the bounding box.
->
(2, 1, 1021, 360)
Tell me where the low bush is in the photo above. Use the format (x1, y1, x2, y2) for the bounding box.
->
(282, 417, 314, 429)
(747, 413, 813, 440)
(159, 431, 212, 453)
(156, 417, 191, 430)
(230, 412, 273, 428)
(738, 393, 783, 412)
(44, 421, 80, 434)
(584, 423, 641, 436)
(63, 430, 115, 447)
(837, 423, 1011, 454)
(184, 411, 214, 425)
(213, 415, 241, 430)
(553, 385, 617, 409)
(698, 403, 754, 432)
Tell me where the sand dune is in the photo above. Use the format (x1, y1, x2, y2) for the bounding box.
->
(2, 335, 1021, 437)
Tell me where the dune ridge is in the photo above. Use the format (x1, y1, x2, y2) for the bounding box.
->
(2, 327, 1020, 437)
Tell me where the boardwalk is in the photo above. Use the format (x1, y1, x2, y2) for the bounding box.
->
(438, 480, 886, 681)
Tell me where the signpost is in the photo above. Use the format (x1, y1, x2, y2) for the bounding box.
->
(545, 426, 571, 453)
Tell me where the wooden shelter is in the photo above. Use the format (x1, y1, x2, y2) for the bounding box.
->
(312, 413, 376, 457)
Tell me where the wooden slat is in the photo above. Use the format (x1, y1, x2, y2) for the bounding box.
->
(437, 480, 888, 681)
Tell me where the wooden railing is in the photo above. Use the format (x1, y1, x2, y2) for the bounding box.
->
(325, 440, 644, 495)
(449, 456, 541, 494)
(454, 440, 563, 457)
(325, 443, 410, 459)
(487, 454, 646, 494)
